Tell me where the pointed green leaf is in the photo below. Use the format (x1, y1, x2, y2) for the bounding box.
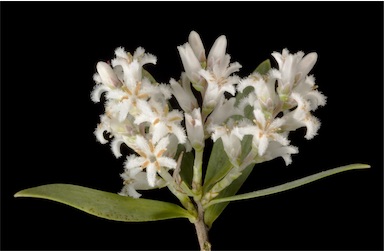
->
(254, 59, 271, 75)
(203, 135, 254, 228)
(204, 163, 254, 228)
(14, 184, 195, 222)
(205, 164, 370, 207)
(179, 151, 195, 188)
(203, 139, 233, 194)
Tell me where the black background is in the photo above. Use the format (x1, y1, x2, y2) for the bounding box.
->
(1, 1, 383, 250)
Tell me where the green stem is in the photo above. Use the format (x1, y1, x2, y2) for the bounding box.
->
(192, 149, 204, 197)
(159, 168, 197, 218)
(201, 166, 241, 206)
(194, 200, 211, 251)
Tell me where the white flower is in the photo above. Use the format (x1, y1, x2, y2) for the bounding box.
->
(91, 64, 119, 103)
(235, 109, 289, 157)
(177, 31, 242, 102)
(170, 73, 198, 113)
(205, 97, 242, 133)
(96, 61, 122, 88)
(119, 167, 166, 198)
(188, 30, 206, 63)
(291, 75, 327, 111)
(114, 46, 157, 67)
(271, 49, 318, 101)
(134, 100, 186, 144)
(211, 118, 242, 166)
(126, 135, 177, 187)
(238, 71, 280, 115)
(206, 35, 227, 69)
(92, 59, 159, 122)
(282, 93, 321, 140)
(185, 108, 205, 150)
(199, 35, 242, 109)
(256, 141, 299, 166)
(94, 114, 140, 157)
(177, 42, 204, 86)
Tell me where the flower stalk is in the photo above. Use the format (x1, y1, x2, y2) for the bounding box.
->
(192, 149, 204, 197)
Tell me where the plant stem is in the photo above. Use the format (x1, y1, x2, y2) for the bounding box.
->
(159, 168, 197, 217)
(194, 200, 211, 251)
(192, 149, 204, 195)
(201, 166, 241, 206)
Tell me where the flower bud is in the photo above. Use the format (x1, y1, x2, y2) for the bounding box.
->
(185, 108, 205, 150)
(96, 61, 122, 88)
(207, 35, 227, 68)
(188, 31, 206, 64)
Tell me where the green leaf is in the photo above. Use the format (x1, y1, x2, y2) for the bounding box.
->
(14, 184, 196, 222)
(202, 139, 233, 194)
(254, 59, 271, 75)
(179, 151, 195, 188)
(203, 135, 254, 228)
(205, 164, 370, 207)
(204, 163, 254, 229)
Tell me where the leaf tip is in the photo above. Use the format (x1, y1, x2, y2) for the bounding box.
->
(14, 190, 24, 198)
(352, 163, 371, 169)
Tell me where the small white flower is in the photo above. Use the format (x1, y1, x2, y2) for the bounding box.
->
(272, 49, 318, 101)
(126, 135, 177, 187)
(292, 75, 327, 111)
(205, 97, 242, 132)
(185, 108, 205, 150)
(211, 119, 242, 166)
(114, 46, 157, 67)
(94, 114, 140, 157)
(235, 109, 289, 157)
(199, 35, 242, 109)
(170, 73, 198, 113)
(119, 167, 166, 198)
(282, 93, 321, 140)
(256, 141, 299, 166)
(96, 61, 122, 88)
(177, 42, 204, 86)
(206, 35, 227, 69)
(238, 72, 280, 114)
(134, 100, 186, 144)
(188, 30, 206, 63)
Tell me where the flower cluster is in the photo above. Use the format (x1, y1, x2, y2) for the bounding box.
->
(91, 31, 326, 199)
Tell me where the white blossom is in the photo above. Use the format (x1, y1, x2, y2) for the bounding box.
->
(188, 31, 206, 63)
(199, 35, 242, 109)
(235, 109, 289, 157)
(119, 167, 166, 198)
(256, 141, 299, 166)
(271, 48, 318, 101)
(125, 135, 177, 187)
(170, 73, 198, 113)
(185, 108, 205, 150)
(205, 97, 242, 132)
(134, 100, 186, 144)
(177, 42, 204, 86)
(238, 72, 280, 115)
(282, 92, 321, 140)
(211, 118, 242, 166)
